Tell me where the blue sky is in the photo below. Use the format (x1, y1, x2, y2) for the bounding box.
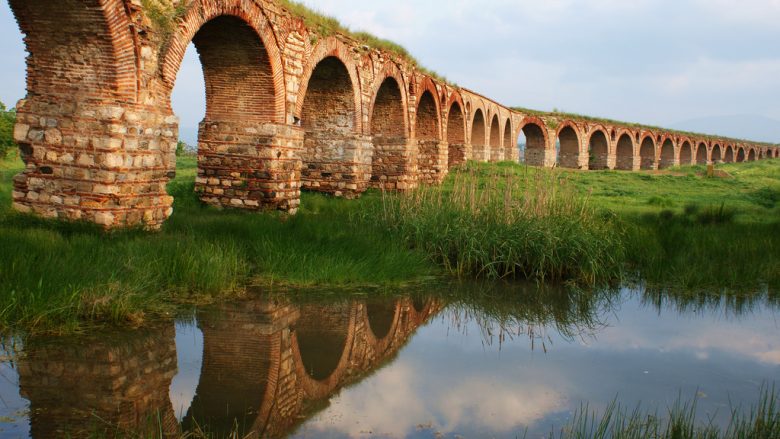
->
(2, 0, 779, 144)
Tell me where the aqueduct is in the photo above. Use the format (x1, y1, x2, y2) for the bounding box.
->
(19, 296, 442, 437)
(7, 0, 779, 229)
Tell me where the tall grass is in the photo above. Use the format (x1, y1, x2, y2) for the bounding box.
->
(550, 385, 779, 439)
(378, 164, 626, 285)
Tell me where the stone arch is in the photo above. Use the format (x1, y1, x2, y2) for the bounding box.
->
(161, 0, 285, 122)
(370, 75, 409, 186)
(9, 0, 138, 102)
(299, 55, 363, 195)
(711, 144, 723, 163)
(588, 128, 610, 170)
(615, 131, 635, 170)
(489, 114, 502, 161)
(503, 118, 513, 161)
(724, 144, 734, 163)
(679, 140, 693, 165)
(417, 89, 445, 183)
(748, 148, 757, 161)
(471, 108, 487, 161)
(446, 93, 467, 167)
(639, 135, 656, 170)
(556, 122, 581, 169)
(695, 142, 708, 164)
(292, 303, 357, 400)
(658, 138, 675, 169)
(519, 117, 549, 167)
(736, 146, 746, 162)
(364, 300, 402, 355)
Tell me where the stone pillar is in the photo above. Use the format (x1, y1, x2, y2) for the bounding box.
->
(196, 121, 304, 213)
(12, 99, 176, 229)
(371, 137, 419, 191)
(447, 142, 468, 168)
(301, 132, 372, 198)
(419, 140, 449, 184)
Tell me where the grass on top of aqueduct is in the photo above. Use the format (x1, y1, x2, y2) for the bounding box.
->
(1, 152, 779, 334)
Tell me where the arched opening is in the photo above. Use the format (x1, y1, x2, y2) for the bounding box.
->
(370, 77, 407, 187)
(471, 109, 487, 161)
(724, 145, 734, 163)
(680, 141, 693, 165)
(521, 123, 547, 167)
(295, 304, 351, 381)
(557, 126, 580, 169)
(659, 139, 675, 169)
(748, 149, 756, 161)
(9, 0, 136, 101)
(711, 144, 722, 163)
(503, 119, 513, 161)
(180, 16, 281, 211)
(695, 143, 707, 164)
(300, 56, 356, 194)
(639, 137, 655, 170)
(447, 101, 466, 167)
(367, 302, 396, 340)
(615, 134, 634, 170)
(489, 115, 502, 161)
(417, 91, 443, 183)
(588, 130, 609, 170)
(736, 147, 746, 162)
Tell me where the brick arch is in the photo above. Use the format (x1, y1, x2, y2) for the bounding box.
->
(295, 37, 362, 132)
(160, 0, 285, 122)
(695, 141, 708, 164)
(291, 303, 358, 400)
(678, 137, 693, 165)
(471, 106, 488, 161)
(587, 125, 610, 170)
(747, 147, 757, 161)
(503, 118, 514, 161)
(615, 129, 636, 170)
(711, 143, 723, 163)
(415, 85, 442, 141)
(446, 92, 467, 167)
(488, 114, 502, 161)
(556, 121, 582, 169)
(362, 300, 403, 355)
(723, 144, 735, 163)
(639, 133, 656, 170)
(417, 89, 445, 182)
(368, 63, 410, 138)
(9, 0, 138, 102)
(519, 116, 550, 167)
(658, 137, 676, 169)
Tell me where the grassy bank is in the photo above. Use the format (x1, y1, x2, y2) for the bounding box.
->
(0, 154, 433, 333)
(1, 153, 779, 333)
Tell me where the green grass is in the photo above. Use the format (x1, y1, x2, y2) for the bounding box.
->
(0, 154, 434, 334)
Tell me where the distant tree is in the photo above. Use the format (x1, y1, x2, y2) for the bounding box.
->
(0, 102, 16, 158)
(176, 140, 186, 156)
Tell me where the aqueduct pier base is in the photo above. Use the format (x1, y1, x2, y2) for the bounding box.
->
(7, 0, 779, 229)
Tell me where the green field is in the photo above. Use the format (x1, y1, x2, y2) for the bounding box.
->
(1, 152, 778, 333)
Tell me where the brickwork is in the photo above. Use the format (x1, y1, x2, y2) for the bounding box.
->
(639, 137, 656, 170)
(471, 109, 487, 161)
(8, 0, 777, 228)
(615, 134, 635, 170)
(696, 143, 708, 164)
(588, 130, 610, 170)
(680, 141, 693, 165)
(658, 139, 676, 169)
(446, 101, 467, 167)
(557, 125, 581, 169)
(711, 144, 723, 163)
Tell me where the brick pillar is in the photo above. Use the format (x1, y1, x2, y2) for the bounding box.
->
(419, 140, 448, 184)
(301, 131, 372, 198)
(371, 137, 419, 191)
(12, 99, 177, 229)
(18, 326, 179, 438)
(447, 142, 468, 167)
(196, 120, 304, 213)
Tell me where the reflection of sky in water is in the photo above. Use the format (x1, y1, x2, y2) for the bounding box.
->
(169, 320, 204, 422)
(0, 289, 778, 438)
(292, 291, 779, 438)
(0, 345, 29, 438)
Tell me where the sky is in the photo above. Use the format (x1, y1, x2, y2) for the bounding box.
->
(2, 0, 779, 144)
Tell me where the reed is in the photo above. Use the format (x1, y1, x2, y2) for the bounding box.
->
(378, 164, 626, 285)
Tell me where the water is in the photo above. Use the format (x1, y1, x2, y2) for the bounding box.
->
(0, 285, 777, 438)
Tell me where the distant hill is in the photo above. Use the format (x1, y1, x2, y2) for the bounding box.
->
(670, 114, 780, 144)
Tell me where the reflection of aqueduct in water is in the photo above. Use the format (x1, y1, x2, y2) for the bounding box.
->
(18, 297, 440, 438)
(7, 0, 779, 229)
